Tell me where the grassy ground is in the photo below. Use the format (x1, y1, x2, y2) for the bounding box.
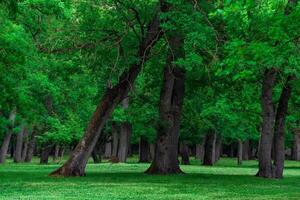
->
(0, 157, 300, 200)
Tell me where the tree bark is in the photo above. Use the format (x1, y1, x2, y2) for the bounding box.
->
(14, 126, 25, 163)
(195, 141, 204, 161)
(237, 139, 243, 165)
(145, 33, 185, 174)
(111, 122, 119, 162)
(292, 129, 300, 161)
(118, 122, 131, 163)
(273, 76, 292, 178)
(49, 9, 165, 176)
(139, 136, 151, 163)
(215, 136, 222, 162)
(242, 140, 249, 160)
(104, 137, 112, 159)
(180, 141, 190, 165)
(150, 143, 155, 160)
(0, 109, 16, 164)
(40, 145, 52, 164)
(256, 68, 277, 178)
(203, 132, 216, 166)
(25, 128, 37, 162)
(21, 129, 29, 162)
(53, 145, 60, 162)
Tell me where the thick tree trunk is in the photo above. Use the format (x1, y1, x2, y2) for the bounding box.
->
(150, 143, 155, 160)
(215, 136, 222, 162)
(292, 129, 300, 161)
(145, 34, 185, 174)
(118, 122, 131, 163)
(203, 132, 216, 166)
(237, 139, 243, 165)
(195, 141, 204, 161)
(14, 126, 25, 163)
(111, 122, 119, 162)
(50, 6, 165, 176)
(40, 145, 52, 164)
(273, 76, 292, 178)
(242, 140, 249, 161)
(180, 141, 190, 165)
(25, 128, 37, 162)
(256, 69, 277, 178)
(0, 109, 16, 164)
(139, 136, 151, 163)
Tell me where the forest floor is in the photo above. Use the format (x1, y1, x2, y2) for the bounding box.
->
(0, 158, 300, 200)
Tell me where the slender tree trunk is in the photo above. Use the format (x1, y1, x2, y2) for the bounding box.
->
(118, 122, 131, 162)
(273, 76, 292, 178)
(50, 6, 165, 177)
(0, 109, 16, 164)
(53, 145, 60, 162)
(25, 128, 37, 162)
(230, 143, 235, 158)
(111, 122, 119, 162)
(180, 141, 190, 165)
(195, 141, 204, 161)
(21, 129, 29, 162)
(237, 139, 243, 165)
(14, 126, 25, 163)
(40, 145, 52, 164)
(146, 34, 185, 174)
(139, 136, 151, 163)
(203, 132, 216, 166)
(256, 68, 277, 178)
(104, 137, 112, 159)
(292, 129, 300, 161)
(215, 136, 222, 162)
(242, 140, 249, 161)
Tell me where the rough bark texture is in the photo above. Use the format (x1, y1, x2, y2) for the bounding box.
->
(145, 34, 185, 174)
(292, 129, 300, 161)
(50, 9, 165, 176)
(139, 136, 151, 163)
(14, 126, 25, 163)
(180, 141, 190, 165)
(203, 132, 216, 166)
(257, 69, 277, 178)
(25, 128, 37, 162)
(237, 140, 243, 165)
(273, 76, 292, 178)
(0, 109, 16, 164)
(40, 145, 52, 164)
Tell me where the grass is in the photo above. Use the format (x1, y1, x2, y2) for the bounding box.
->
(1, 157, 300, 200)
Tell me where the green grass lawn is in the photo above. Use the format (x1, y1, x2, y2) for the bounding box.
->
(1, 158, 300, 200)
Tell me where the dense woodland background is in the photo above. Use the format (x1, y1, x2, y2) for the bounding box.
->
(0, 0, 300, 182)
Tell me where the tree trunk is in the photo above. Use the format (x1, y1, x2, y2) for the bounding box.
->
(273, 76, 292, 178)
(256, 68, 277, 178)
(0, 109, 16, 164)
(203, 132, 216, 166)
(118, 122, 131, 163)
(104, 138, 112, 159)
(292, 129, 300, 161)
(237, 139, 243, 165)
(242, 140, 249, 161)
(14, 126, 25, 163)
(215, 136, 222, 162)
(145, 34, 185, 174)
(40, 145, 52, 164)
(111, 122, 119, 162)
(150, 143, 155, 160)
(50, 6, 165, 177)
(180, 141, 190, 165)
(139, 136, 150, 163)
(91, 149, 101, 163)
(21, 129, 29, 162)
(53, 145, 60, 162)
(195, 142, 204, 161)
(230, 143, 235, 157)
(25, 128, 37, 162)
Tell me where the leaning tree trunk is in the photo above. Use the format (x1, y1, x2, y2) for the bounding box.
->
(49, 8, 165, 176)
(25, 128, 37, 162)
(0, 109, 16, 164)
(292, 129, 300, 161)
(145, 34, 185, 174)
(203, 132, 216, 166)
(14, 126, 25, 163)
(40, 145, 52, 164)
(273, 76, 292, 178)
(180, 141, 190, 165)
(139, 136, 151, 163)
(256, 68, 277, 178)
(237, 139, 243, 165)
